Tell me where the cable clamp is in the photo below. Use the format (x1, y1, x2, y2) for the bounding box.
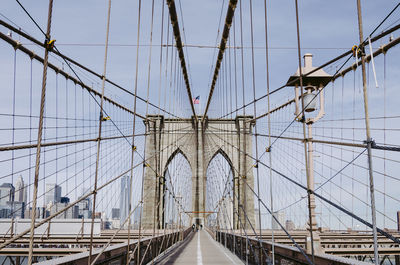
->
(30, 51, 36, 60)
(45, 39, 56, 51)
(352, 44, 365, 58)
(14, 41, 22, 50)
(363, 139, 376, 148)
(99, 111, 110, 121)
(132, 146, 137, 151)
(298, 115, 305, 123)
(266, 147, 271, 153)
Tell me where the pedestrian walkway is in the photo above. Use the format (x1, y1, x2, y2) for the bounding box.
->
(155, 230, 243, 265)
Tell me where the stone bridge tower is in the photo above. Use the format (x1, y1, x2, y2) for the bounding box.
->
(142, 115, 255, 230)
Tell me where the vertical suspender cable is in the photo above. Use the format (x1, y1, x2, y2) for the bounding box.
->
(263, 0, 275, 263)
(11, 50, 16, 221)
(28, 0, 53, 264)
(294, 0, 315, 263)
(28, 58, 33, 224)
(158, 0, 165, 115)
(88, 0, 112, 264)
(128, 0, 142, 263)
(239, 0, 245, 117)
(248, 0, 263, 263)
(356, 1, 379, 264)
(238, 1, 248, 260)
(138, 0, 154, 261)
(383, 53, 387, 228)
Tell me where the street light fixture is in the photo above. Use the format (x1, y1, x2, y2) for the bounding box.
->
(286, 53, 332, 254)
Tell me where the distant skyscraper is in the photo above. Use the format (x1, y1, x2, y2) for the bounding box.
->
(45, 184, 61, 206)
(112, 208, 120, 219)
(50, 202, 79, 219)
(0, 183, 15, 206)
(133, 206, 143, 225)
(77, 196, 92, 219)
(120, 176, 131, 228)
(60, 197, 70, 204)
(15, 176, 27, 204)
(7, 201, 25, 218)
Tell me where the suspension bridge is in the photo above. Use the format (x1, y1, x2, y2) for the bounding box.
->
(0, 0, 400, 264)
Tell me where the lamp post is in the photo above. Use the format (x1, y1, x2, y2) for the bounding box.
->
(287, 53, 331, 254)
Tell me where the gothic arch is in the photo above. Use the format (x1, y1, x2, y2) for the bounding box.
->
(163, 147, 192, 175)
(206, 148, 234, 179)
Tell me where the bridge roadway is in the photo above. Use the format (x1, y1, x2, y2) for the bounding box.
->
(156, 230, 243, 265)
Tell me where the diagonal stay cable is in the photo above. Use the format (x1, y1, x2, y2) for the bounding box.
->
(0, 18, 181, 119)
(208, 128, 400, 246)
(11, 0, 153, 150)
(216, 21, 400, 120)
(0, 126, 194, 250)
(206, 133, 312, 265)
(274, 147, 367, 212)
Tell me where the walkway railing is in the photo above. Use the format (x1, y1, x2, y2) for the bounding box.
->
(36, 228, 192, 265)
(215, 231, 371, 265)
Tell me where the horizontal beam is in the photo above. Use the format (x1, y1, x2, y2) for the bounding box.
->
(0, 133, 146, 152)
(325, 247, 400, 255)
(254, 133, 400, 152)
(0, 247, 86, 256)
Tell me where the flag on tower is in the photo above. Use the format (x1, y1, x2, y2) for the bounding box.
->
(193, 95, 200, 104)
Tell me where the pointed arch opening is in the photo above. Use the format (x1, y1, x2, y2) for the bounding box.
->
(162, 148, 192, 228)
(205, 148, 234, 230)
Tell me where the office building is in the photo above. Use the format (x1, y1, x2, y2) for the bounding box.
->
(45, 183, 61, 206)
(49, 202, 79, 219)
(120, 176, 131, 228)
(112, 208, 120, 219)
(14, 176, 27, 204)
(0, 183, 14, 206)
(77, 196, 92, 219)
